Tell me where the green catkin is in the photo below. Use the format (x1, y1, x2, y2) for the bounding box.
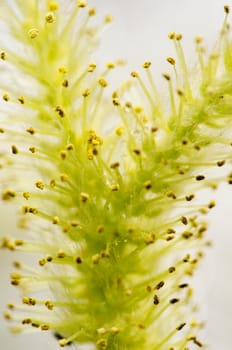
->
(1, 1, 232, 349)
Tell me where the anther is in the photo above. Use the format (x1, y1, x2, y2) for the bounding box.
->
(2, 93, 9, 101)
(96, 338, 108, 349)
(82, 88, 91, 97)
(143, 61, 151, 69)
(77, 0, 87, 8)
(28, 28, 39, 39)
(26, 127, 35, 135)
(2, 189, 16, 200)
(92, 254, 101, 264)
(88, 8, 96, 16)
(110, 327, 120, 335)
(153, 294, 159, 305)
(80, 192, 89, 202)
(48, 2, 59, 11)
(162, 73, 171, 81)
(11, 145, 18, 154)
(169, 298, 179, 304)
(57, 250, 66, 258)
(55, 105, 65, 118)
(168, 266, 176, 273)
(179, 283, 189, 288)
(224, 5, 230, 14)
(52, 216, 60, 224)
(186, 194, 194, 201)
(75, 256, 82, 264)
(0, 51, 6, 60)
(166, 57, 176, 65)
(35, 180, 45, 190)
(41, 324, 50, 331)
(144, 233, 156, 245)
(60, 150, 68, 160)
(18, 96, 25, 104)
(155, 281, 165, 290)
(45, 12, 55, 23)
(109, 184, 119, 191)
(195, 175, 205, 181)
(110, 162, 120, 169)
(98, 77, 108, 88)
(176, 323, 186, 331)
(217, 160, 225, 167)
(62, 79, 69, 87)
(29, 146, 36, 153)
(131, 71, 139, 78)
(181, 216, 188, 225)
(144, 180, 152, 190)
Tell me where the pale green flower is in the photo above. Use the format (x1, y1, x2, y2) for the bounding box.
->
(1, 1, 232, 350)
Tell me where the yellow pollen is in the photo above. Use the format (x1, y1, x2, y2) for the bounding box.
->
(35, 180, 45, 190)
(105, 15, 112, 23)
(58, 66, 68, 73)
(0, 51, 6, 60)
(77, 0, 87, 8)
(18, 96, 25, 104)
(82, 88, 91, 97)
(143, 61, 151, 69)
(98, 77, 108, 88)
(11, 145, 19, 154)
(115, 127, 124, 136)
(2, 189, 16, 200)
(2, 93, 9, 101)
(80, 192, 89, 202)
(28, 28, 39, 39)
(88, 7, 96, 16)
(45, 12, 55, 23)
(48, 1, 59, 11)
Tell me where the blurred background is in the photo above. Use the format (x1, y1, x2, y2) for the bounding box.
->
(1, 0, 232, 349)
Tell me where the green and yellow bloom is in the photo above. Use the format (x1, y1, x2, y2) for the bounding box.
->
(1, 1, 232, 349)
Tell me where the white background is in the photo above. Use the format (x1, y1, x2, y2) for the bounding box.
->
(1, 0, 232, 349)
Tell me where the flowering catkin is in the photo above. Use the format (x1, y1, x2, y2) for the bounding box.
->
(1, 1, 232, 349)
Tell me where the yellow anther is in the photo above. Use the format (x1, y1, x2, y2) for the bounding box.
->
(22, 296, 29, 304)
(143, 61, 151, 69)
(162, 73, 171, 81)
(66, 143, 74, 151)
(26, 127, 35, 134)
(57, 250, 66, 258)
(2, 189, 16, 200)
(44, 299, 54, 310)
(45, 12, 55, 23)
(195, 36, 203, 44)
(134, 105, 143, 113)
(97, 328, 107, 334)
(48, 1, 59, 11)
(96, 225, 104, 233)
(168, 32, 176, 40)
(88, 63, 96, 72)
(224, 5, 230, 14)
(29, 146, 36, 153)
(55, 105, 65, 118)
(50, 179, 56, 187)
(110, 327, 120, 335)
(58, 66, 68, 73)
(0, 51, 6, 60)
(35, 180, 45, 190)
(41, 324, 50, 331)
(14, 239, 23, 246)
(11, 145, 19, 154)
(105, 15, 113, 23)
(144, 233, 156, 245)
(92, 253, 101, 264)
(77, 0, 87, 8)
(115, 127, 124, 136)
(98, 77, 108, 88)
(80, 192, 89, 202)
(60, 150, 68, 160)
(175, 33, 183, 40)
(38, 258, 46, 266)
(131, 71, 139, 78)
(60, 173, 69, 182)
(62, 79, 69, 87)
(59, 339, 67, 347)
(88, 7, 96, 16)
(106, 62, 115, 69)
(28, 28, 39, 39)
(109, 183, 119, 191)
(2, 93, 9, 101)
(17, 95, 25, 104)
(166, 57, 176, 65)
(82, 88, 91, 97)
(52, 216, 60, 224)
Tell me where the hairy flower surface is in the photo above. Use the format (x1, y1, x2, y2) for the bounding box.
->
(1, 1, 232, 350)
